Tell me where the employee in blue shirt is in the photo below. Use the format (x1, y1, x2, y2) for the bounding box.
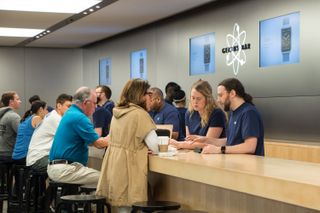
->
(149, 87, 180, 140)
(193, 78, 264, 156)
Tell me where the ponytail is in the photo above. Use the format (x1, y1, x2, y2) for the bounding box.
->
(218, 78, 254, 105)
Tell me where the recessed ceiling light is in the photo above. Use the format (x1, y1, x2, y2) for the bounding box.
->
(0, 0, 102, 13)
(46, 30, 50, 33)
(83, 11, 88, 15)
(96, 5, 100, 9)
(89, 8, 94, 12)
(0, 27, 44, 37)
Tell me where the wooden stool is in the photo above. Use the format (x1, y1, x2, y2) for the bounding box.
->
(131, 201, 181, 213)
(55, 194, 111, 213)
(47, 180, 80, 211)
(0, 161, 13, 200)
(80, 184, 97, 194)
(25, 170, 47, 213)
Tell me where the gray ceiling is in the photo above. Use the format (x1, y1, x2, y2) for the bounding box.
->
(0, 0, 214, 48)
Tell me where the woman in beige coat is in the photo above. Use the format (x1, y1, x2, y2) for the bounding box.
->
(96, 79, 159, 212)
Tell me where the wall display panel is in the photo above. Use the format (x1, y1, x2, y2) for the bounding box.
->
(99, 57, 112, 85)
(260, 12, 300, 67)
(189, 32, 215, 75)
(130, 49, 147, 79)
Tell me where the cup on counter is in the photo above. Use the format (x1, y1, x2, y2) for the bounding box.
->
(158, 136, 169, 152)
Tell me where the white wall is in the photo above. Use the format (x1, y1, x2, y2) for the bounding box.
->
(0, 47, 83, 115)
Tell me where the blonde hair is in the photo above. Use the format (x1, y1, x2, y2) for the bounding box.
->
(188, 80, 218, 127)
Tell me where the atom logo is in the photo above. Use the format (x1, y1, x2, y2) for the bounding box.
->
(225, 23, 247, 75)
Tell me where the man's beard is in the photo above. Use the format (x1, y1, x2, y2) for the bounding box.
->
(224, 99, 231, 111)
(97, 97, 101, 104)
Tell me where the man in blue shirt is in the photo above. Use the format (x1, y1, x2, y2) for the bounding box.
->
(48, 87, 109, 185)
(149, 87, 180, 140)
(193, 78, 264, 156)
(96, 85, 115, 115)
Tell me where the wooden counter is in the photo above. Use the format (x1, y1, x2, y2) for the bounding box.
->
(148, 150, 320, 213)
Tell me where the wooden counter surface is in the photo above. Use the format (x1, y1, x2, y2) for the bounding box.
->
(149, 150, 320, 211)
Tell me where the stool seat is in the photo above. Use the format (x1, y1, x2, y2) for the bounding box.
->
(131, 201, 181, 212)
(61, 194, 105, 202)
(80, 184, 97, 194)
(56, 194, 111, 213)
(159, 211, 208, 213)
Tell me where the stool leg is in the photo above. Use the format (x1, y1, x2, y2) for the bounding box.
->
(25, 174, 32, 213)
(105, 202, 112, 213)
(96, 203, 104, 213)
(0, 199, 3, 213)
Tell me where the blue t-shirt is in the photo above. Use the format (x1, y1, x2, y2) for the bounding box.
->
(149, 102, 180, 133)
(49, 104, 99, 165)
(12, 115, 35, 160)
(93, 107, 112, 137)
(227, 102, 264, 156)
(177, 107, 187, 140)
(101, 101, 115, 115)
(185, 108, 226, 138)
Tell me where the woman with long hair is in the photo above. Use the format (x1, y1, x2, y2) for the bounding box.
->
(170, 80, 226, 149)
(12, 100, 48, 164)
(96, 79, 159, 212)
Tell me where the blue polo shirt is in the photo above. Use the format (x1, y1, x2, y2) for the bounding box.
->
(49, 104, 99, 165)
(227, 102, 264, 156)
(177, 107, 187, 140)
(185, 108, 226, 138)
(101, 101, 115, 115)
(12, 115, 35, 160)
(93, 107, 112, 137)
(150, 102, 180, 133)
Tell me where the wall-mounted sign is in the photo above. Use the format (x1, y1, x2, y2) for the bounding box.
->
(222, 23, 250, 75)
(130, 49, 147, 79)
(99, 57, 111, 85)
(259, 12, 300, 67)
(189, 32, 215, 75)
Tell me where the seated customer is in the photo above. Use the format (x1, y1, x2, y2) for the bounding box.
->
(47, 87, 108, 185)
(149, 87, 180, 140)
(12, 101, 48, 165)
(0, 91, 21, 162)
(170, 80, 226, 150)
(26, 94, 73, 173)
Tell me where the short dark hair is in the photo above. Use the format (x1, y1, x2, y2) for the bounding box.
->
(56, 94, 73, 105)
(1, 91, 16, 107)
(165, 82, 180, 94)
(97, 85, 112, 99)
(29, 95, 40, 104)
(173, 90, 186, 103)
(218, 78, 253, 105)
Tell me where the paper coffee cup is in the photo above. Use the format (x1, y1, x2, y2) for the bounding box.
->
(158, 136, 169, 152)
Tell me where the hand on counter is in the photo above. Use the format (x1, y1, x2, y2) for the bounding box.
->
(202, 144, 221, 154)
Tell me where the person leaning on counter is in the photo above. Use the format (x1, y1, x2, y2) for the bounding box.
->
(193, 78, 265, 156)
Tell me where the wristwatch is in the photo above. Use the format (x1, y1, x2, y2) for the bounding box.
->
(221, 146, 226, 154)
(281, 17, 291, 62)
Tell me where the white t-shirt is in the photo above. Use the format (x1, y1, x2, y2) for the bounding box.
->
(26, 110, 61, 166)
